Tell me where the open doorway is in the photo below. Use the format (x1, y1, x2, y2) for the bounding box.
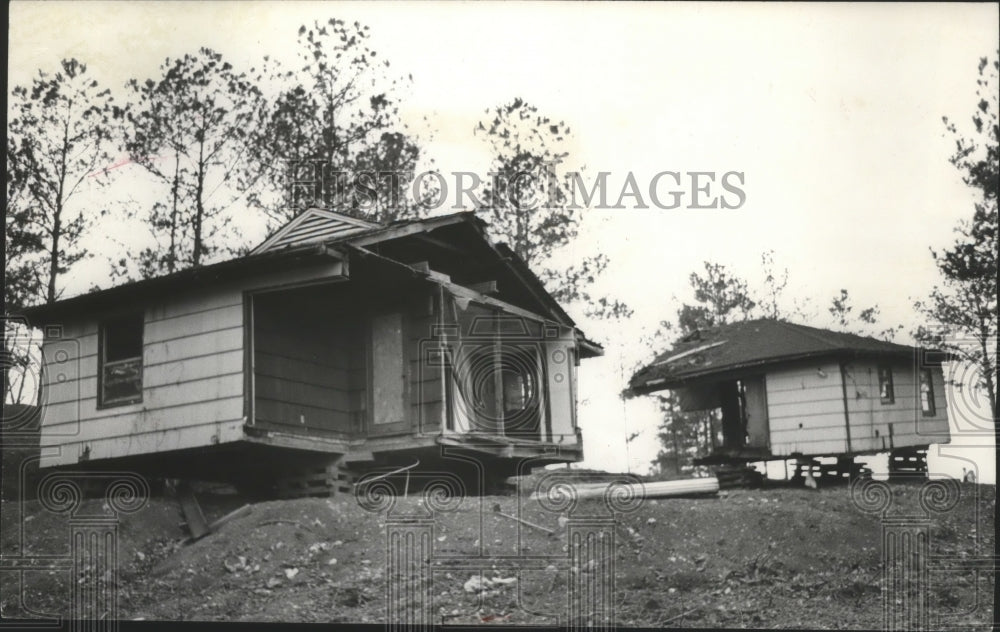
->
(249, 283, 365, 439)
(711, 377, 770, 451)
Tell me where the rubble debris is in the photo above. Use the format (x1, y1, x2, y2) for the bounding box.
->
(463, 574, 518, 594)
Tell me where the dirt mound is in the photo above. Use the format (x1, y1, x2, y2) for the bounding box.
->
(1, 481, 994, 626)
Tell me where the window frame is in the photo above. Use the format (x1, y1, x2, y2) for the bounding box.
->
(492, 341, 544, 436)
(877, 365, 895, 404)
(446, 310, 547, 438)
(97, 312, 145, 409)
(919, 368, 936, 417)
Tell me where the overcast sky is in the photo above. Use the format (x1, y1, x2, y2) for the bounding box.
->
(9, 2, 998, 482)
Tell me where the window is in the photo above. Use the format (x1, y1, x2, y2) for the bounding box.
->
(919, 368, 936, 417)
(448, 308, 546, 439)
(455, 343, 542, 436)
(878, 365, 895, 404)
(99, 313, 144, 407)
(476, 346, 539, 423)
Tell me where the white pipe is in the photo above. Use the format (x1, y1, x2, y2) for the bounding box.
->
(531, 477, 719, 501)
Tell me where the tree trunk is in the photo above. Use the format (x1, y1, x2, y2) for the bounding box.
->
(193, 137, 206, 266)
(983, 333, 999, 455)
(168, 150, 181, 272)
(47, 211, 61, 303)
(48, 122, 71, 303)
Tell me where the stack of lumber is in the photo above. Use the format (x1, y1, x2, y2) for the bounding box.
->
(793, 459, 872, 485)
(274, 463, 354, 499)
(888, 448, 928, 479)
(714, 466, 764, 490)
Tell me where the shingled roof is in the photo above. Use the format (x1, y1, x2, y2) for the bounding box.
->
(628, 319, 929, 394)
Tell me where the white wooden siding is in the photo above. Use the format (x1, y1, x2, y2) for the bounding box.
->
(37, 260, 346, 467)
(73, 419, 246, 464)
(765, 359, 950, 458)
(766, 361, 848, 456)
(843, 361, 950, 453)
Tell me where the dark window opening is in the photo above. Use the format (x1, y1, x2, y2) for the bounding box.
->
(502, 368, 533, 415)
(100, 313, 144, 407)
(494, 344, 541, 437)
(453, 341, 542, 438)
(878, 365, 895, 404)
(919, 369, 936, 417)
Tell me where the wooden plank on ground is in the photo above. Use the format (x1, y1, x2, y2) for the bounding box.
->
(207, 504, 252, 533)
(177, 481, 210, 540)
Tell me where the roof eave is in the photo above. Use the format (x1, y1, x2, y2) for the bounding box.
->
(577, 334, 604, 359)
(20, 243, 344, 325)
(628, 346, 937, 395)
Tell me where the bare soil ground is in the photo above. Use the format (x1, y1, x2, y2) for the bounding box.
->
(1, 477, 994, 628)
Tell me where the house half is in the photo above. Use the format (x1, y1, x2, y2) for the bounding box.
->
(627, 319, 951, 466)
(22, 208, 602, 495)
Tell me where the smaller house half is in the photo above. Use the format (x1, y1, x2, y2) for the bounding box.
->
(627, 319, 951, 465)
(22, 209, 602, 495)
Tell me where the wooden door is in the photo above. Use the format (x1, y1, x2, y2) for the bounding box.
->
(369, 312, 408, 435)
(742, 376, 770, 449)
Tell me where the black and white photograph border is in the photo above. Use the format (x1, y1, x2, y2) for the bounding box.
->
(2, 2, 997, 629)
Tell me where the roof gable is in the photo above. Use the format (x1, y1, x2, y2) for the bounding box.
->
(251, 208, 380, 254)
(343, 214, 580, 330)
